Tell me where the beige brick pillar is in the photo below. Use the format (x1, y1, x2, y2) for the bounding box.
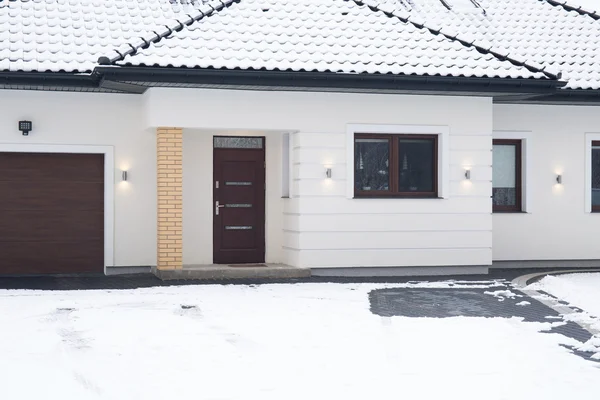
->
(157, 127, 183, 270)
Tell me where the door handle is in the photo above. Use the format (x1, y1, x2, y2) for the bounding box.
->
(215, 200, 225, 216)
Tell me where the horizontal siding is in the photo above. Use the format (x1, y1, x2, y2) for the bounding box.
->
(449, 165, 492, 181)
(450, 135, 491, 150)
(282, 97, 494, 268)
(281, 247, 300, 267)
(450, 181, 491, 197)
(293, 148, 346, 164)
(287, 213, 491, 232)
(292, 180, 492, 197)
(287, 196, 491, 214)
(285, 231, 492, 250)
(294, 163, 348, 179)
(295, 163, 491, 182)
(450, 150, 492, 166)
(295, 248, 492, 267)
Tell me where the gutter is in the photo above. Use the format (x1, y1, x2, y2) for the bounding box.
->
(0, 71, 100, 89)
(95, 66, 566, 95)
(495, 88, 600, 105)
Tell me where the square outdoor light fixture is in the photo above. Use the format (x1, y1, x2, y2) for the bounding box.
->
(19, 120, 32, 136)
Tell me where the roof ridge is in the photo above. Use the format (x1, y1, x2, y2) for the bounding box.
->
(544, 0, 600, 21)
(97, 0, 238, 66)
(350, 0, 561, 80)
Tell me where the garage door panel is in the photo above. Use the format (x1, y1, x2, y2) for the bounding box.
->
(0, 152, 104, 275)
(0, 153, 104, 182)
(0, 181, 104, 211)
(0, 210, 103, 241)
(0, 241, 104, 274)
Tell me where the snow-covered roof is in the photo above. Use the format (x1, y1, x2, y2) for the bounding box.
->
(1, 0, 600, 89)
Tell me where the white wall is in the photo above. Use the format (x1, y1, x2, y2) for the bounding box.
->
(146, 88, 493, 269)
(182, 129, 284, 265)
(0, 90, 155, 268)
(493, 104, 600, 261)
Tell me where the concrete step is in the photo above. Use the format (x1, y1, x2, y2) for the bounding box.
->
(152, 264, 311, 281)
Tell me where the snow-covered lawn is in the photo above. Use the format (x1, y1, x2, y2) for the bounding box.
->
(528, 272, 600, 359)
(528, 273, 600, 324)
(0, 282, 599, 400)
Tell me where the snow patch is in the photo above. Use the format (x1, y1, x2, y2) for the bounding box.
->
(484, 289, 522, 301)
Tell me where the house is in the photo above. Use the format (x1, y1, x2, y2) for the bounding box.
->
(1, 0, 599, 278)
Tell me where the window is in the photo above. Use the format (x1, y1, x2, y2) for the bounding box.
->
(354, 134, 438, 197)
(592, 141, 600, 212)
(492, 139, 522, 212)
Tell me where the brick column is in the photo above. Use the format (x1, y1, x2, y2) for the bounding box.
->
(157, 127, 183, 270)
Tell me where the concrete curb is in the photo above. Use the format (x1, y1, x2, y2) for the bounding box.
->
(512, 269, 600, 337)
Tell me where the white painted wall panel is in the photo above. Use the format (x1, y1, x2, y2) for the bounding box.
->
(286, 213, 491, 232)
(295, 164, 348, 180)
(287, 231, 492, 250)
(0, 90, 153, 268)
(290, 197, 491, 214)
(450, 150, 492, 166)
(493, 104, 600, 261)
(450, 135, 492, 150)
(296, 248, 491, 268)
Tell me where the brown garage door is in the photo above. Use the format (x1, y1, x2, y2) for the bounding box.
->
(0, 152, 104, 275)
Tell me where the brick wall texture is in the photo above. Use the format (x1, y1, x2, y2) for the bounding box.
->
(157, 127, 183, 270)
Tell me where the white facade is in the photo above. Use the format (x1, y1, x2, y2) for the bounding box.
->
(493, 104, 600, 261)
(0, 90, 155, 269)
(146, 88, 493, 269)
(4, 87, 599, 274)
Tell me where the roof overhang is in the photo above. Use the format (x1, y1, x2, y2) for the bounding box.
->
(1, 67, 588, 103)
(96, 66, 566, 97)
(494, 89, 600, 105)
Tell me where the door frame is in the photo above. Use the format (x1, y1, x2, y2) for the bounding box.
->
(212, 136, 266, 264)
(0, 144, 114, 273)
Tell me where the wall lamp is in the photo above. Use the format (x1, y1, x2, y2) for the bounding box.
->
(122, 170, 129, 182)
(325, 167, 332, 178)
(19, 120, 32, 136)
(556, 174, 562, 184)
(464, 169, 471, 180)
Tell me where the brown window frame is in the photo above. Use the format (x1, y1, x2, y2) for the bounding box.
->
(592, 141, 600, 213)
(354, 133, 438, 198)
(492, 139, 523, 213)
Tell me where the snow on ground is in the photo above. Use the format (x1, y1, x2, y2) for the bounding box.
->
(528, 272, 600, 358)
(0, 282, 599, 400)
(528, 273, 600, 329)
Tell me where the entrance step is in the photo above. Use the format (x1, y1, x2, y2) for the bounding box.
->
(152, 264, 311, 281)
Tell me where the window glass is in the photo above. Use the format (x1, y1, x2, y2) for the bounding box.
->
(592, 144, 600, 209)
(354, 138, 390, 192)
(493, 143, 518, 209)
(213, 137, 263, 149)
(398, 138, 435, 192)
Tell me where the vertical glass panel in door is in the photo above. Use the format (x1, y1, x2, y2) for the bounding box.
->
(398, 138, 435, 192)
(354, 138, 390, 191)
(493, 144, 517, 207)
(592, 146, 600, 208)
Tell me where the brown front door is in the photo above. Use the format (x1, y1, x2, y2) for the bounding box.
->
(213, 137, 266, 264)
(0, 152, 104, 275)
